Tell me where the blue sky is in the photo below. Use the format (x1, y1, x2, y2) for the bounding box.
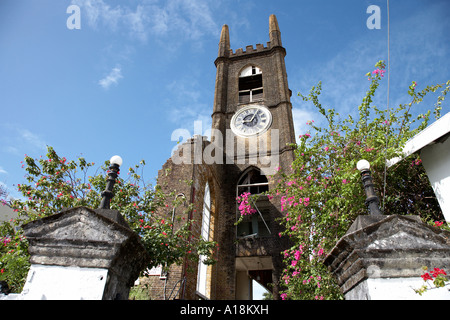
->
(0, 0, 449, 201)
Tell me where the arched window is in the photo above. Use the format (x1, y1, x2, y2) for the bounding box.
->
(237, 168, 269, 195)
(236, 168, 271, 238)
(239, 66, 263, 104)
(196, 182, 211, 298)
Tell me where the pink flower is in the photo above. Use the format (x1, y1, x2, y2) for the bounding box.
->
(324, 146, 329, 152)
(342, 179, 348, 184)
(372, 68, 385, 77)
(299, 133, 311, 139)
(291, 260, 297, 267)
(303, 198, 309, 207)
(237, 192, 256, 215)
(1, 237, 11, 246)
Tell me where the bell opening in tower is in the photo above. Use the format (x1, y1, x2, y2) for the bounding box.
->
(239, 66, 263, 104)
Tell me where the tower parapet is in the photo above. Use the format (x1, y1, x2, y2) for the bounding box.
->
(228, 42, 285, 58)
(216, 14, 286, 65)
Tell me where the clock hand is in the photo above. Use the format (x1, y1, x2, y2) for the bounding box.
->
(243, 111, 257, 123)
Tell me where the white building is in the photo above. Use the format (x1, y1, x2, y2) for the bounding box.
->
(388, 112, 450, 222)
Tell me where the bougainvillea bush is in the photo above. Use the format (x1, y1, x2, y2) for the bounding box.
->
(414, 266, 449, 296)
(274, 61, 449, 300)
(0, 147, 216, 293)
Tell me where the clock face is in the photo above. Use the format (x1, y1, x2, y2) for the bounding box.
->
(230, 105, 272, 137)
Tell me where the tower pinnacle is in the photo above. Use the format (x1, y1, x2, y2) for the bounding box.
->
(269, 14, 282, 47)
(218, 24, 230, 57)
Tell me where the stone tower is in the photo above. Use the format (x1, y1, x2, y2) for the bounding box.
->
(212, 14, 295, 163)
(149, 14, 295, 300)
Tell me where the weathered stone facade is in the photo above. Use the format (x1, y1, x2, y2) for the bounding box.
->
(324, 215, 450, 299)
(144, 137, 223, 300)
(20, 206, 150, 300)
(145, 15, 296, 300)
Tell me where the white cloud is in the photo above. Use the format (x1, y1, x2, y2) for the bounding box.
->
(165, 77, 212, 139)
(126, 5, 148, 42)
(289, 1, 450, 128)
(98, 66, 123, 89)
(22, 129, 46, 149)
(0, 167, 7, 175)
(72, 0, 122, 30)
(291, 107, 320, 143)
(145, 0, 220, 43)
(0, 124, 47, 156)
(21, 129, 47, 150)
(72, 0, 220, 43)
(4, 146, 19, 156)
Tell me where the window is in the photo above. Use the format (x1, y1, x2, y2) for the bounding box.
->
(239, 66, 263, 104)
(197, 183, 211, 298)
(236, 169, 271, 238)
(237, 168, 269, 195)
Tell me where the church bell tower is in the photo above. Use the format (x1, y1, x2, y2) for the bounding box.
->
(152, 14, 296, 301)
(212, 14, 296, 166)
(210, 14, 296, 300)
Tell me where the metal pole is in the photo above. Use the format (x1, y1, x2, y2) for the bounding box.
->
(99, 163, 120, 209)
(360, 168, 383, 216)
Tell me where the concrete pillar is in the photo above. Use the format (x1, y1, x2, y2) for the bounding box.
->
(8, 206, 150, 300)
(324, 215, 450, 300)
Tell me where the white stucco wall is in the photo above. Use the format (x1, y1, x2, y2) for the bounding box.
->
(421, 136, 450, 222)
(346, 277, 450, 300)
(18, 265, 108, 300)
(387, 112, 450, 222)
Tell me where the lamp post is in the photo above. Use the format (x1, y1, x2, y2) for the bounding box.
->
(99, 155, 123, 210)
(357, 159, 383, 216)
